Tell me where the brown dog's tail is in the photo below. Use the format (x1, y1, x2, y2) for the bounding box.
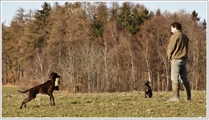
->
(18, 90, 29, 93)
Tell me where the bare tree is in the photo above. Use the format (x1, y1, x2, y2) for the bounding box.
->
(120, 31, 136, 90)
(30, 50, 54, 83)
(103, 21, 121, 91)
(136, 30, 153, 84)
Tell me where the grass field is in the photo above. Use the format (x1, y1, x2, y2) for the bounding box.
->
(1, 85, 206, 118)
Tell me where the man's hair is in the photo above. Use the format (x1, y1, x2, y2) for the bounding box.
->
(171, 22, 182, 30)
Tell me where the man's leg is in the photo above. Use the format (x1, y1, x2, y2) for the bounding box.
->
(180, 59, 191, 100)
(168, 59, 180, 102)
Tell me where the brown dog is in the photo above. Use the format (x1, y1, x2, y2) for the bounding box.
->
(18, 72, 61, 109)
(144, 80, 152, 98)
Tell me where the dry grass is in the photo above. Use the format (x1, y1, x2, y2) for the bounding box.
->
(2, 86, 206, 118)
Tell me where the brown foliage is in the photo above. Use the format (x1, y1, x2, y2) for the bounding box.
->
(2, 2, 206, 92)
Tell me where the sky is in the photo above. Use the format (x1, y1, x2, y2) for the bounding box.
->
(1, 1, 207, 26)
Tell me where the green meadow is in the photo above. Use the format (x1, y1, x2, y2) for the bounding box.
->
(2, 86, 206, 118)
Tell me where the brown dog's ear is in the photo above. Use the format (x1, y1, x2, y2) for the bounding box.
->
(49, 72, 55, 79)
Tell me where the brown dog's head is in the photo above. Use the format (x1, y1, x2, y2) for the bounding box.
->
(49, 72, 61, 90)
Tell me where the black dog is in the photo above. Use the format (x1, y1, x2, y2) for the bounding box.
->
(18, 72, 61, 109)
(144, 80, 152, 98)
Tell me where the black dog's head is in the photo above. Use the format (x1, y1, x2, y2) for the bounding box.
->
(144, 80, 152, 98)
(145, 81, 151, 87)
(49, 72, 61, 90)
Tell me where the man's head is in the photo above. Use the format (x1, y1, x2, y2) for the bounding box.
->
(170, 22, 182, 34)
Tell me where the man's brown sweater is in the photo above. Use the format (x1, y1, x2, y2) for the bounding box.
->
(167, 31, 189, 61)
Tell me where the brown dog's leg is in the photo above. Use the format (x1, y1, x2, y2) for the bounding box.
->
(49, 93, 55, 106)
(20, 97, 33, 109)
(20, 91, 37, 109)
(20, 99, 26, 109)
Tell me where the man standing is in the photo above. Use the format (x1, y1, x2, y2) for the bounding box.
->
(167, 22, 191, 101)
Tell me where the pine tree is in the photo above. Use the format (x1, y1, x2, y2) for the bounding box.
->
(191, 10, 200, 21)
(116, 2, 132, 28)
(92, 2, 108, 38)
(128, 7, 141, 34)
(33, 2, 51, 50)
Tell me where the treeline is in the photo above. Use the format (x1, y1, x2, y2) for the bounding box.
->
(2, 2, 206, 92)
